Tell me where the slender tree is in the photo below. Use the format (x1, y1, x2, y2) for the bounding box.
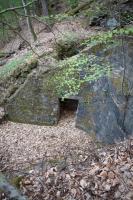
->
(21, 0, 37, 41)
(40, 0, 48, 16)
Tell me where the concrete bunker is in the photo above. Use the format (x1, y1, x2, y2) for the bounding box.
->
(4, 38, 133, 144)
(59, 98, 79, 117)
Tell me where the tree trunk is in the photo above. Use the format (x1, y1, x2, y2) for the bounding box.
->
(40, 0, 48, 16)
(21, 0, 37, 41)
(34, 0, 42, 16)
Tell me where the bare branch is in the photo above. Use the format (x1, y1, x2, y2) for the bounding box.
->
(13, 10, 66, 44)
(0, 0, 37, 15)
(21, 0, 37, 41)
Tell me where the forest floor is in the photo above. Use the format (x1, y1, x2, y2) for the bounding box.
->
(1, 111, 133, 200)
(1, 113, 133, 200)
(0, 111, 92, 171)
(0, 19, 133, 200)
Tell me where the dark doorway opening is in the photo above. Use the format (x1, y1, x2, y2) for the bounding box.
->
(59, 98, 79, 118)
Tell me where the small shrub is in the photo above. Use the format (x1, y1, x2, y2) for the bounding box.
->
(51, 53, 111, 98)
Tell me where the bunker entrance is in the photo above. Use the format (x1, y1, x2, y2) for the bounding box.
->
(59, 98, 79, 118)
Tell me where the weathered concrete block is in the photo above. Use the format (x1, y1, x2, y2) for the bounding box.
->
(5, 70, 60, 125)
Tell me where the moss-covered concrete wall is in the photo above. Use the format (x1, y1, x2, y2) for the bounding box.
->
(0, 54, 38, 106)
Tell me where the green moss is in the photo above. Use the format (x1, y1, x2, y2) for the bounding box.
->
(0, 52, 38, 105)
(10, 176, 23, 189)
(0, 52, 37, 81)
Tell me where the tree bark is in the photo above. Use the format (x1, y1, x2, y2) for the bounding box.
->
(21, 0, 37, 41)
(40, 0, 48, 16)
(34, 0, 42, 16)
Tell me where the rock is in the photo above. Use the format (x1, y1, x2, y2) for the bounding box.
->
(56, 191, 61, 198)
(46, 167, 57, 176)
(66, 174, 71, 180)
(106, 18, 120, 30)
(104, 184, 111, 191)
(80, 179, 87, 188)
(29, 170, 35, 174)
